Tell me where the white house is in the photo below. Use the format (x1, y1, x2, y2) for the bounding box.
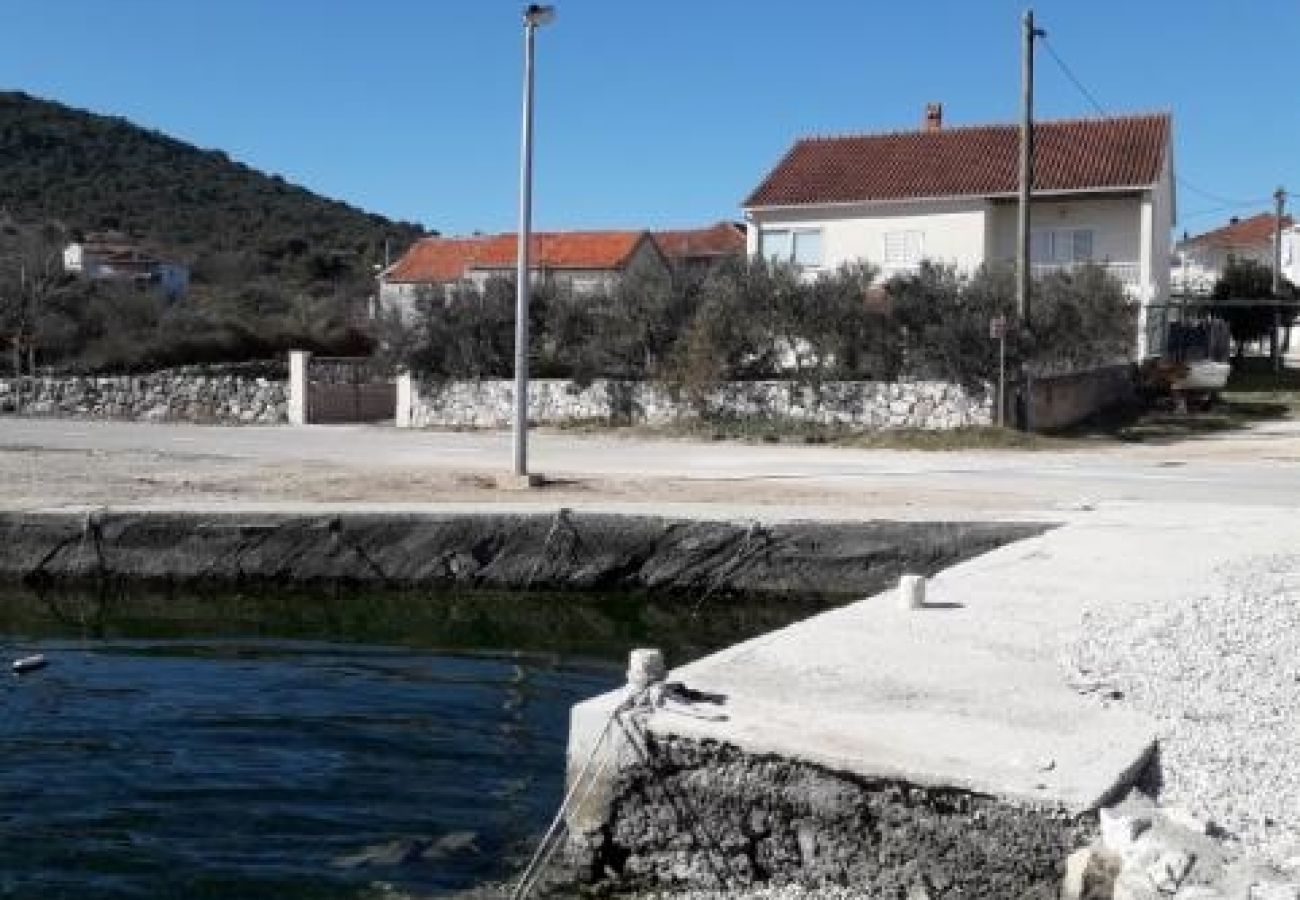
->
(742, 106, 1175, 357)
(63, 232, 190, 300)
(1173, 213, 1297, 295)
(378, 230, 669, 320)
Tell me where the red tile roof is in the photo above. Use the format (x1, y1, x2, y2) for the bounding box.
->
(1183, 213, 1293, 250)
(652, 222, 746, 259)
(744, 113, 1171, 208)
(384, 230, 647, 283)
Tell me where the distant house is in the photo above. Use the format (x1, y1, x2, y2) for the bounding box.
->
(63, 232, 189, 300)
(651, 222, 746, 276)
(1173, 213, 1297, 295)
(378, 229, 669, 319)
(742, 105, 1175, 356)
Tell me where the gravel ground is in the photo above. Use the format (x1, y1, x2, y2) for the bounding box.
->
(1068, 552, 1300, 868)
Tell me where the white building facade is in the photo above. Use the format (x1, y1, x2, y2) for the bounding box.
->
(744, 109, 1175, 358)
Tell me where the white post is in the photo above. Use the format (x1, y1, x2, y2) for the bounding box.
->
(395, 371, 414, 428)
(288, 350, 310, 426)
(627, 648, 666, 690)
(898, 573, 927, 610)
(1138, 196, 1155, 359)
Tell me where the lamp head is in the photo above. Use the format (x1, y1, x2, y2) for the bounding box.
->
(524, 4, 556, 26)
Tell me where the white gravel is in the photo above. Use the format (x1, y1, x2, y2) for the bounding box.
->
(1067, 551, 1300, 867)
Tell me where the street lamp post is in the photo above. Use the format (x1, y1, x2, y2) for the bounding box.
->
(511, 3, 555, 482)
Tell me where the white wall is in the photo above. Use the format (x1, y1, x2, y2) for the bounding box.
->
(746, 198, 990, 276)
(986, 193, 1143, 268)
(1284, 228, 1300, 285)
(1150, 152, 1174, 305)
(62, 243, 84, 273)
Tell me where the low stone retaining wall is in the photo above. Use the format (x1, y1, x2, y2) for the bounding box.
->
(403, 378, 995, 431)
(0, 367, 289, 424)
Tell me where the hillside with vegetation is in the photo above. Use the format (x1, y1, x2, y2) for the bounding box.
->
(0, 90, 429, 371)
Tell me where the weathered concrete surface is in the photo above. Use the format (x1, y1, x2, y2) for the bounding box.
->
(567, 515, 1170, 877)
(567, 503, 1300, 891)
(577, 735, 1096, 896)
(0, 510, 1038, 597)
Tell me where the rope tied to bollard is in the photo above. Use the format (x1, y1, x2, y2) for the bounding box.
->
(509, 649, 666, 900)
(510, 649, 730, 899)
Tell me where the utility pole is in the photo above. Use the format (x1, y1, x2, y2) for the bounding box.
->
(1016, 9, 1044, 326)
(1015, 9, 1045, 431)
(511, 4, 556, 484)
(1273, 186, 1287, 372)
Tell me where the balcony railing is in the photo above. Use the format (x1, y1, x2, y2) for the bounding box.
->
(1030, 261, 1141, 286)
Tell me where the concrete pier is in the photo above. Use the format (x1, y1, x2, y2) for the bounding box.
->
(567, 513, 1177, 846)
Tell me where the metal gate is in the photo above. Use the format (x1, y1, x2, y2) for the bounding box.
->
(306, 357, 396, 424)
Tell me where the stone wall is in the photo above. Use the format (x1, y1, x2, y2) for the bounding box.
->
(405, 378, 995, 431)
(0, 366, 288, 424)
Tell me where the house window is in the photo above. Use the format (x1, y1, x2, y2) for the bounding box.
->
(762, 228, 823, 268)
(883, 230, 924, 267)
(1031, 227, 1095, 265)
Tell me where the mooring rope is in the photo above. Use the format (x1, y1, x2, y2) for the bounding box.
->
(509, 686, 651, 900)
(509, 657, 731, 900)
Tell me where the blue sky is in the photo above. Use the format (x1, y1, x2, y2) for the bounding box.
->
(1, 1, 1296, 237)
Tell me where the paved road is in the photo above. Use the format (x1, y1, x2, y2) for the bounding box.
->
(3, 417, 1300, 515)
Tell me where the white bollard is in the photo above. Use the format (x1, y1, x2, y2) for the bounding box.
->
(898, 573, 927, 610)
(627, 648, 666, 689)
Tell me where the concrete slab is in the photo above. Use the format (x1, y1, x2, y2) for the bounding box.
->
(570, 518, 1170, 821)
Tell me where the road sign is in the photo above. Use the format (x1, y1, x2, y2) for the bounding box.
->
(989, 315, 1007, 340)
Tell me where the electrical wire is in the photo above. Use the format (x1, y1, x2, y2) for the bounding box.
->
(1039, 37, 1107, 118)
(1039, 32, 1268, 213)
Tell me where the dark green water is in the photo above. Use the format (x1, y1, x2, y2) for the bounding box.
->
(0, 585, 832, 898)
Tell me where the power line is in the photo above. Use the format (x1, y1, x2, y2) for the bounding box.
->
(1039, 37, 1107, 118)
(1039, 32, 1265, 213)
(1181, 201, 1274, 223)
(1176, 178, 1266, 210)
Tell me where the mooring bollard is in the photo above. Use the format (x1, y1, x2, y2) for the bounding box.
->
(898, 573, 927, 610)
(627, 648, 666, 689)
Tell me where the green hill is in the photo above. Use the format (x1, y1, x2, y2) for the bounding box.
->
(0, 90, 432, 370)
(0, 90, 427, 283)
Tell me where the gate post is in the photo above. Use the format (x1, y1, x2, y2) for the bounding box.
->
(288, 350, 311, 425)
(395, 371, 414, 428)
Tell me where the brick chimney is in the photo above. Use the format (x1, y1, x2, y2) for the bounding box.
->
(924, 102, 943, 131)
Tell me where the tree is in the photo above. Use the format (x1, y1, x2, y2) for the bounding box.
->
(0, 221, 74, 375)
(1209, 258, 1294, 358)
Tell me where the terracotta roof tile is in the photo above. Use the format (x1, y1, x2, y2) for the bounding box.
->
(652, 222, 746, 259)
(744, 113, 1171, 207)
(385, 230, 647, 283)
(1183, 213, 1293, 250)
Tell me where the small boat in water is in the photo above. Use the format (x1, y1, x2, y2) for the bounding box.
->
(12, 654, 48, 675)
